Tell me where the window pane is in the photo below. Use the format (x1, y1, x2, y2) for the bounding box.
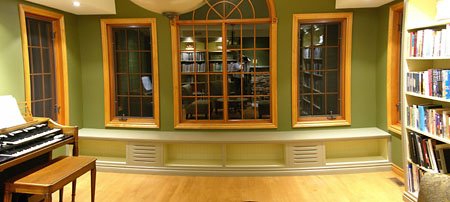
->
(143, 97, 154, 117)
(28, 19, 40, 46)
(117, 97, 129, 116)
(256, 24, 270, 49)
(129, 52, 139, 73)
(181, 75, 194, 96)
(139, 28, 151, 50)
(44, 75, 52, 99)
(326, 47, 339, 70)
(129, 97, 141, 117)
(326, 24, 339, 46)
(127, 29, 139, 50)
(300, 25, 312, 48)
(326, 71, 339, 93)
(300, 94, 312, 116)
(210, 75, 223, 96)
(43, 48, 51, 73)
(129, 75, 141, 95)
(228, 97, 243, 120)
(228, 74, 242, 96)
(257, 96, 270, 119)
(117, 75, 129, 95)
(196, 75, 208, 95)
(114, 29, 126, 50)
(116, 52, 127, 73)
(41, 23, 50, 48)
(32, 75, 43, 100)
(44, 100, 53, 118)
(141, 52, 152, 73)
(313, 94, 325, 115)
(254, 74, 270, 96)
(243, 98, 256, 120)
(196, 98, 210, 120)
(31, 48, 42, 74)
(227, 24, 242, 49)
(183, 98, 196, 120)
(32, 101, 44, 117)
(312, 24, 325, 46)
(327, 94, 340, 115)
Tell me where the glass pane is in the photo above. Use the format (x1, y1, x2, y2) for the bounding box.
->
(257, 96, 270, 119)
(300, 73, 311, 94)
(254, 74, 270, 96)
(228, 74, 242, 96)
(326, 23, 340, 46)
(314, 47, 323, 60)
(114, 29, 126, 50)
(183, 98, 195, 120)
(31, 48, 42, 74)
(195, 25, 206, 51)
(327, 94, 340, 115)
(242, 50, 254, 72)
(116, 52, 127, 73)
(254, 50, 270, 72)
(43, 48, 51, 73)
(302, 48, 311, 60)
(44, 75, 52, 99)
(210, 75, 223, 96)
(129, 97, 141, 117)
(141, 76, 152, 94)
(196, 98, 210, 120)
(209, 62, 223, 72)
(312, 24, 325, 46)
(300, 95, 312, 116)
(196, 75, 208, 96)
(127, 29, 139, 50)
(139, 28, 151, 50)
(227, 51, 241, 73)
(313, 61, 324, 72)
(326, 47, 339, 70)
(256, 24, 270, 48)
(28, 20, 40, 46)
(142, 97, 153, 118)
(32, 101, 44, 117)
(313, 94, 325, 115)
(211, 98, 223, 120)
(208, 25, 222, 51)
(227, 24, 242, 49)
(129, 52, 139, 73)
(141, 52, 152, 73)
(41, 23, 50, 48)
(300, 25, 312, 48)
(117, 75, 129, 95)
(180, 26, 194, 51)
(242, 74, 253, 96)
(326, 71, 339, 93)
(312, 76, 324, 93)
(181, 75, 194, 96)
(117, 97, 129, 116)
(228, 98, 243, 120)
(197, 62, 206, 73)
(44, 100, 53, 118)
(129, 75, 141, 95)
(32, 75, 43, 100)
(243, 98, 256, 120)
(242, 25, 254, 49)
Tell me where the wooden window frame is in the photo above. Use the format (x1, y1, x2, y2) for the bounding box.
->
(19, 4, 69, 125)
(387, 2, 403, 135)
(101, 18, 160, 129)
(171, 0, 278, 129)
(291, 13, 352, 128)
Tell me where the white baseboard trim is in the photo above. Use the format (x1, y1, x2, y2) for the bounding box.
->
(94, 161, 392, 176)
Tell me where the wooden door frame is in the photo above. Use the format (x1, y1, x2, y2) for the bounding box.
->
(387, 2, 403, 135)
(18, 4, 69, 125)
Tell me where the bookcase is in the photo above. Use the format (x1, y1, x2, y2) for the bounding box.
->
(402, 0, 450, 201)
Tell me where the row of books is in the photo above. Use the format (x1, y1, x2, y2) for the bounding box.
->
(181, 63, 206, 73)
(406, 69, 450, 99)
(408, 25, 450, 57)
(408, 131, 450, 173)
(406, 163, 424, 194)
(406, 104, 450, 138)
(180, 52, 205, 61)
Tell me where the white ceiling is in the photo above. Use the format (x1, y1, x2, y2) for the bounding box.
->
(25, 0, 116, 15)
(336, 0, 394, 9)
(25, 0, 396, 15)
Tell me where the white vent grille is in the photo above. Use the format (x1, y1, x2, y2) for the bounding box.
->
(127, 143, 162, 166)
(286, 143, 325, 167)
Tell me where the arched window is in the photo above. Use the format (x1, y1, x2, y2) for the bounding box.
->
(171, 0, 277, 129)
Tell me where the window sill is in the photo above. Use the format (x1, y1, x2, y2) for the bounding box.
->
(174, 121, 277, 129)
(293, 120, 351, 128)
(388, 124, 402, 136)
(105, 118, 159, 129)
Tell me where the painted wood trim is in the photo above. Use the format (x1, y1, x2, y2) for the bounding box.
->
(388, 124, 402, 135)
(100, 18, 160, 128)
(392, 163, 405, 179)
(291, 13, 352, 128)
(18, 4, 69, 125)
(387, 2, 403, 132)
(171, 21, 181, 128)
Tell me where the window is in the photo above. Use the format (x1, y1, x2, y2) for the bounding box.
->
(387, 3, 403, 135)
(101, 19, 160, 128)
(19, 5, 69, 124)
(172, 0, 277, 129)
(292, 13, 352, 128)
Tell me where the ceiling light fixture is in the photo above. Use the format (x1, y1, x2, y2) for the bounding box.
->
(73, 1, 81, 7)
(129, 0, 206, 20)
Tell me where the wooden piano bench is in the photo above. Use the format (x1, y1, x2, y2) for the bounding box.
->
(3, 156, 96, 202)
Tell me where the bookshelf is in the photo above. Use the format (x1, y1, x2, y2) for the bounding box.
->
(402, 0, 450, 201)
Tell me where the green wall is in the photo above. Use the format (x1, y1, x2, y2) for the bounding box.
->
(375, 1, 403, 168)
(78, 0, 381, 131)
(0, 0, 83, 127)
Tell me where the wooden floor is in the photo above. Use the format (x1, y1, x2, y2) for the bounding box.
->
(55, 171, 404, 202)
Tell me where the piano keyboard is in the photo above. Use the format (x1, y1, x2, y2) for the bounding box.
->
(0, 123, 69, 163)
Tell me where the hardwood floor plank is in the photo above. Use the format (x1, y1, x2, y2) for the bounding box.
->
(53, 171, 404, 202)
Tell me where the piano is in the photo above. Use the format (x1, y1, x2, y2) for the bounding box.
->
(0, 117, 78, 201)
